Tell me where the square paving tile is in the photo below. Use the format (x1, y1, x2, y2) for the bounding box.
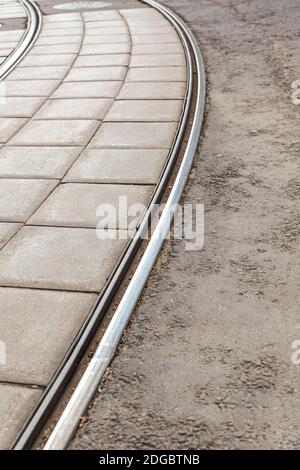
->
(29, 183, 151, 229)
(52, 82, 122, 99)
(126, 19, 170, 27)
(129, 26, 174, 35)
(0, 48, 12, 55)
(74, 54, 129, 68)
(82, 10, 121, 21)
(3, 80, 59, 97)
(35, 35, 82, 46)
(41, 29, 83, 37)
(0, 288, 97, 386)
(20, 54, 77, 67)
(85, 27, 127, 36)
(0, 384, 41, 450)
(89, 122, 177, 149)
(126, 66, 186, 82)
(117, 82, 186, 100)
(130, 54, 186, 67)
(0, 42, 17, 49)
(44, 13, 81, 22)
(64, 148, 168, 185)
(0, 226, 127, 292)
(9, 120, 99, 147)
(0, 179, 57, 222)
(0, 146, 82, 179)
(80, 43, 130, 55)
(0, 222, 20, 249)
(43, 21, 83, 30)
(0, 31, 23, 42)
(132, 43, 183, 55)
(0, 118, 26, 143)
(7, 66, 70, 80)
(105, 100, 183, 122)
(35, 98, 112, 120)
(83, 34, 130, 45)
(0, 97, 44, 118)
(30, 44, 79, 55)
(65, 66, 126, 82)
(85, 20, 125, 30)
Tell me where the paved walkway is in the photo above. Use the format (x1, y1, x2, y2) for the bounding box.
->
(0, 2, 186, 448)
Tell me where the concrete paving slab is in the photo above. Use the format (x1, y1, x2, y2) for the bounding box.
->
(0, 41, 18, 48)
(65, 66, 127, 82)
(41, 28, 83, 37)
(83, 33, 131, 46)
(85, 27, 127, 36)
(44, 13, 81, 23)
(0, 48, 12, 55)
(0, 384, 41, 450)
(0, 288, 97, 385)
(6, 65, 70, 80)
(0, 146, 82, 179)
(0, 30, 24, 41)
(80, 43, 130, 55)
(132, 43, 183, 55)
(43, 21, 83, 30)
(29, 183, 151, 229)
(83, 34, 130, 45)
(74, 54, 130, 67)
(126, 66, 186, 82)
(129, 26, 174, 35)
(64, 148, 168, 185)
(0, 226, 127, 292)
(0, 12, 25, 19)
(35, 35, 82, 46)
(117, 82, 186, 99)
(35, 98, 112, 120)
(130, 53, 186, 67)
(105, 99, 183, 122)
(0, 222, 20, 249)
(125, 19, 170, 27)
(89, 122, 177, 149)
(0, 118, 26, 143)
(3, 79, 59, 96)
(82, 10, 121, 22)
(52, 82, 122, 99)
(9, 120, 99, 147)
(30, 44, 79, 55)
(85, 20, 125, 29)
(0, 179, 57, 222)
(0, 96, 44, 118)
(20, 53, 77, 67)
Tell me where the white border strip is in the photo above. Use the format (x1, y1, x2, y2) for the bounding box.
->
(44, 0, 205, 450)
(0, 0, 42, 81)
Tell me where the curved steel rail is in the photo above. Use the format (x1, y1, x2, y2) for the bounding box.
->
(42, 0, 206, 451)
(0, 0, 42, 81)
(12, 0, 205, 450)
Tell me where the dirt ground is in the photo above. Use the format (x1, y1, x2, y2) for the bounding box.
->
(71, 0, 300, 449)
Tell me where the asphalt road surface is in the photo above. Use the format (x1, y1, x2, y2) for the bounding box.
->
(71, 0, 300, 450)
